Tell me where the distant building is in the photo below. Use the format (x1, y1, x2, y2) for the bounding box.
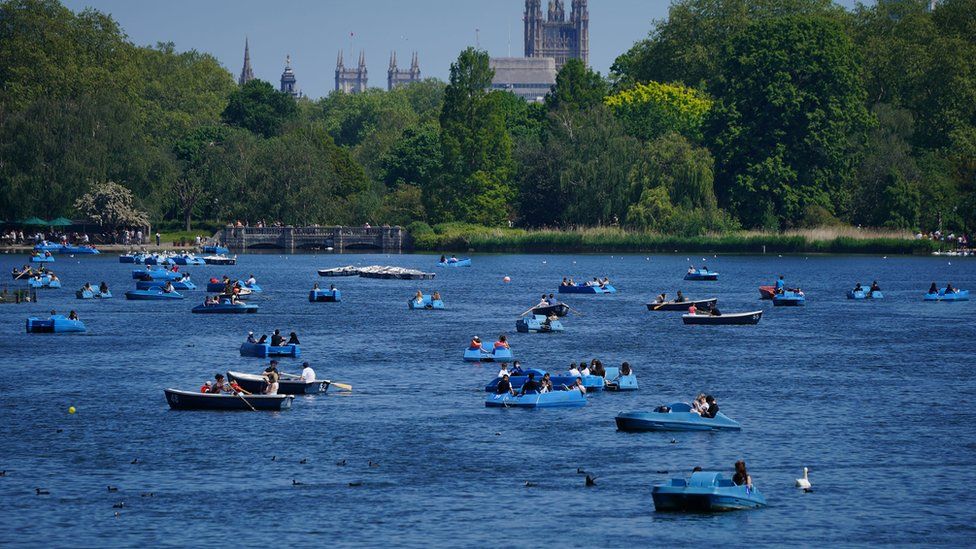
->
(335, 50, 368, 94)
(524, 0, 589, 70)
(239, 38, 255, 86)
(387, 52, 421, 91)
(489, 57, 557, 103)
(280, 55, 300, 98)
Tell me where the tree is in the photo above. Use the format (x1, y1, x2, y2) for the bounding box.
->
(73, 181, 149, 229)
(432, 48, 515, 225)
(222, 79, 298, 138)
(172, 126, 228, 230)
(851, 104, 921, 227)
(708, 16, 870, 228)
(545, 58, 608, 111)
(605, 81, 713, 141)
(381, 122, 442, 190)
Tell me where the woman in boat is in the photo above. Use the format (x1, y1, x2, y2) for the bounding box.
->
(209, 374, 227, 393)
(414, 290, 424, 303)
(732, 460, 752, 488)
(312, 282, 320, 290)
(247, 331, 257, 344)
(591, 359, 606, 378)
(496, 374, 515, 395)
(82, 282, 93, 292)
(439, 255, 446, 263)
(263, 361, 280, 395)
(432, 291, 442, 301)
(493, 335, 509, 350)
(620, 362, 632, 376)
(537, 294, 549, 307)
(257, 334, 268, 344)
(703, 395, 719, 419)
(655, 293, 667, 304)
(688, 303, 698, 315)
(946, 282, 957, 293)
(287, 332, 300, 345)
(870, 281, 881, 294)
(569, 378, 586, 394)
(510, 361, 524, 376)
(691, 394, 708, 415)
(539, 373, 553, 393)
(928, 282, 938, 294)
(162, 281, 175, 293)
(246, 274, 257, 287)
(449, 255, 458, 263)
(580, 361, 591, 376)
(68, 310, 79, 321)
(469, 336, 482, 350)
(99, 281, 109, 294)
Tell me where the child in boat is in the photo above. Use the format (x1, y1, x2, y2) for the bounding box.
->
(539, 373, 553, 393)
(469, 336, 482, 350)
(493, 335, 509, 349)
(199, 380, 212, 393)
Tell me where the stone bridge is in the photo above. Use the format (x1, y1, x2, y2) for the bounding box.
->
(219, 226, 406, 252)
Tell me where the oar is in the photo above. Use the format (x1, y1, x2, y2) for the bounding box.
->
(518, 305, 538, 317)
(651, 301, 669, 311)
(567, 306, 585, 317)
(235, 392, 257, 411)
(330, 381, 352, 391)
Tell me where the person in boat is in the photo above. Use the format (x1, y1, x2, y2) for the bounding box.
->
(312, 282, 320, 290)
(620, 362, 632, 376)
(539, 372, 553, 393)
(945, 282, 957, 294)
(703, 395, 719, 419)
(688, 303, 698, 315)
(732, 460, 752, 488)
(263, 361, 280, 395)
(287, 332, 300, 345)
(245, 274, 256, 287)
(300, 361, 315, 383)
(561, 277, 569, 286)
(702, 265, 709, 272)
(688, 265, 696, 274)
(49, 273, 59, 282)
(510, 361, 524, 376)
(568, 362, 581, 377)
(162, 281, 175, 293)
(675, 290, 687, 303)
(568, 277, 575, 286)
(257, 334, 268, 344)
(928, 282, 938, 294)
(414, 290, 425, 304)
(439, 255, 447, 263)
(469, 336, 483, 351)
(691, 394, 708, 415)
(68, 310, 79, 321)
(209, 374, 228, 393)
(330, 284, 337, 295)
(519, 372, 541, 395)
(99, 281, 109, 294)
(870, 281, 881, 294)
(170, 265, 179, 273)
(247, 331, 257, 344)
(82, 282, 93, 292)
(569, 377, 586, 394)
(709, 304, 722, 316)
(655, 293, 667, 304)
(449, 255, 458, 263)
(494, 335, 509, 350)
(432, 291, 442, 301)
(271, 329, 284, 347)
(229, 379, 250, 395)
(229, 294, 240, 305)
(537, 294, 549, 307)
(853, 282, 863, 293)
(602, 277, 611, 286)
(496, 374, 515, 395)
(591, 359, 606, 378)
(497, 363, 509, 378)
(544, 313, 559, 329)
(209, 277, 220, 284)
(200, 380, 213, 393)
(546, 293, 557, 305)
(775, 275, 786, 294)
(580, 361, 591, 376)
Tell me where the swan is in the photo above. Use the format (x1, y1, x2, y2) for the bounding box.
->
(795, 467, 812, 489)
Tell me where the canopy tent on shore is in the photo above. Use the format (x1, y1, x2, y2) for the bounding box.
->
(47, 217, 74, 226)
(19, 217, 49, 226)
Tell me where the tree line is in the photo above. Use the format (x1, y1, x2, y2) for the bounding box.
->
(0, 0, 973, 235)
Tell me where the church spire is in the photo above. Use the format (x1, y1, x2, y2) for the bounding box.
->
(239, 37, 255, 86)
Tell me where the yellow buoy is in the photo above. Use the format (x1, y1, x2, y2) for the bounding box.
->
(68, 406, 76, 414)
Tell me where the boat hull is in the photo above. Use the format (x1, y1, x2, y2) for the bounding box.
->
(682, 310, 762, 325)
(924, 290, 969, 301)
(516, 315, 564, 333)
(684, 271, 718, 281)
(239, 342, 300, 358)
(485, 373, 603, 392)
(436, 258, 472, 267)
(558, 284, 616, 294)
(191, 302, 258, 314)
(125, 289, 184, 300)
(408, 296, 445, 310)
(76, 289, 112, 299)
(26, 316, 86, 333)
(848, 290, 884, 299)
(759, 286, 776, 300)
(464, 347, 514, 362)
(772, 291, 805, 306)
(647, 298, 717, 311)
(530, 303, 570, 317)
(652, 472, 765, 512)
(164, 388, 293, 410)
(226, 371, 327, 395)
(30, 255, 54, 263)
(132, 269, 183, 281)
(615, 410, 741, 432)
(137, 279, 196, 291)
(485, 390, 586, 408)
(309, 289, 341, 302)
(603, 367, 638, 391)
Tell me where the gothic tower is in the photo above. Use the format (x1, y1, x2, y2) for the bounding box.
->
(387, 51, 421, 91)
(523, 0, 588, 70)
(239, 38, 255, 86)
(280, 55, 299, 98)
(335, 50, 368, 94)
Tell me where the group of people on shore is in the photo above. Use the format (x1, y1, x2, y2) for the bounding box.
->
(246, 329, 300, 347)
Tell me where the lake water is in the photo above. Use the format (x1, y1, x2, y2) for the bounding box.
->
(1, 252, 973, 547)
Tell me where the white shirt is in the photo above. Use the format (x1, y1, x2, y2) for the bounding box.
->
(246, 277, 256, 285)
(301, 366, 315, 383)
(497, 369, 508, 378)
(569, 368, 581, 377)
(580, 367, 591, 376)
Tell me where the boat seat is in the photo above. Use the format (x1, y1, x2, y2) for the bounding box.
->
(689, 472, 722, 487)
(668, 402, 692, 413)
(717, 479, 735, 487)
(669, 478, 687, 487)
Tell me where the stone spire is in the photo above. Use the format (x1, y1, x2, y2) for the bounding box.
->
(239, 37, 255, 86)
(280, 54, 299, 98)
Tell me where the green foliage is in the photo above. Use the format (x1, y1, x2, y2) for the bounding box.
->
(222, 79, 298, 138)
(606, 82, 713, 142)
(709, 16, 870, 228)
(545, 59, 608, 111)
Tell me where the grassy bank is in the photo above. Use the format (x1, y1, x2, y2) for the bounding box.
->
(410, 224, 942, 255)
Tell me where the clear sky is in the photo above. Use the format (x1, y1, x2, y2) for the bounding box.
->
(61, 0, 862, 99)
